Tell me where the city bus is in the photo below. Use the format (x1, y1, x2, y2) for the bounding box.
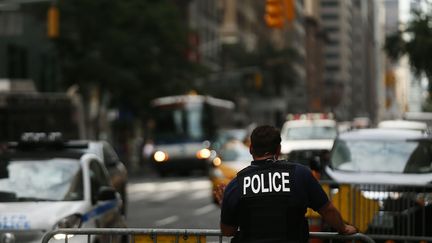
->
(147, 94, 235, 176)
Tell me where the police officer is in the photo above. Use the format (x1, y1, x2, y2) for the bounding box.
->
(217, 125, 357, 243)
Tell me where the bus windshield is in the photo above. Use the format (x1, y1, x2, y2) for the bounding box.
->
(153, 102, 208, 143)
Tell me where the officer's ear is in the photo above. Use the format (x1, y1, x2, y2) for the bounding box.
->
(249, 145, 254, 155)
(275, 145, 281, 157)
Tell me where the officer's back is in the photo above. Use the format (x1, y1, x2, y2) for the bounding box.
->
(238, 160, 313, 242)
(218, 125, 357, 243)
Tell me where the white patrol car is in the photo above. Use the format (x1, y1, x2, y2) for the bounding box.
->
(280, 114, 338, 168)
(0, 133, 126, 243)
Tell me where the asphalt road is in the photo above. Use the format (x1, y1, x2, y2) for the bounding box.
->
(125, 174, 220, 230)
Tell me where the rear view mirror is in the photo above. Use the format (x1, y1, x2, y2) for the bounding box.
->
(309, 156, 322, 171)
(0, 168, 8, 179)
(0, 160, 9, 179)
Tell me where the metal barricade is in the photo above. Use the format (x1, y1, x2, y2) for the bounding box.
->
(315, 181, 432, 241)
(41, 228, 376, 243)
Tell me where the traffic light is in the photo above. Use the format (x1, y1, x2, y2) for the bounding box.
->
(284, 0, 295, 22)
(265, 0, 284, 28)
(47, 5, 59, 38)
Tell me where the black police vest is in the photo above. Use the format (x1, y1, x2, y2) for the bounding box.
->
(235, 160, 309, 243)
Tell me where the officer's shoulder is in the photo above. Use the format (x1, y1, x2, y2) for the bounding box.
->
(277, 160, 311, 172)
(237, 165, 255, 175)
(225, 176, 239, 189)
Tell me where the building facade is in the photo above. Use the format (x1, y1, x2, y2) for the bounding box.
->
(317, 0, 386, 123)
(304, 0, 326, 112)
(319, 0, 353, 120)
(0, 3, 57, 92)
(189, 0, 308, 126)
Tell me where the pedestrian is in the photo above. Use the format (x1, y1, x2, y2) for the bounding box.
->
(215, 125, 357, 243)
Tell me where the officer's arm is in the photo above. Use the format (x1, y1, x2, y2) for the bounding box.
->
(220, 223, 238, 236)
(318, 202, 357, 235)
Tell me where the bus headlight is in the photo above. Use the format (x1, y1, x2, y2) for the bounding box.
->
(196, 148, 211, 159)
(154, 151, 169, 162)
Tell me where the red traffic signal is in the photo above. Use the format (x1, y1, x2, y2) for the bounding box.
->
(265, 0, 284, 28)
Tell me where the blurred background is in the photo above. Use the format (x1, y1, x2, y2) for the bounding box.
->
(0, 0, 431, 174)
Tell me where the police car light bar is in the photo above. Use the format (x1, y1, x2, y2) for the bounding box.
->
(286, 113, 334, 121)
(8, 132, 89, 150)
(20, 132, 63, 143)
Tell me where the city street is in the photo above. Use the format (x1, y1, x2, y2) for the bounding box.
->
(1, 0, 432, 242)
(126, 173, 220, 230)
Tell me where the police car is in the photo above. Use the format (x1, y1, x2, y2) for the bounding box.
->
(79, 141, 128, 216)
(0, 133, 126, 243)
(280, 113, 337, 171)
(325, 128, 432, 236)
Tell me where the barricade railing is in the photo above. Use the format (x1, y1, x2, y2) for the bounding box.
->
(367, 234, 432, 243)
(313, 180, 432, 239)
(41, 228, 376, 243)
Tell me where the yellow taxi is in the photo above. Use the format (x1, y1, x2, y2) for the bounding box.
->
(208, 139, 252, 203)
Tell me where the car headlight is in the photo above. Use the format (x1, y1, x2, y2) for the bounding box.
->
(196, 148, 211, 159)
(53, 214, 82, 240)
(212, 157, 222, 167)
(54, 214, 82, 228)
(53, 234, 75, 240)
(154, 151, 169, 162)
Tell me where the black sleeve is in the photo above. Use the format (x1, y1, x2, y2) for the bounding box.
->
(299, 165, 329, 211)
(220, 178, 240, 226)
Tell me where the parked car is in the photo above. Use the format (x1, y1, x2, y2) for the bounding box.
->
(81, 141, 128, 216)
(324, 128, 432, 237)
(378, 119, 427, 132)
(0, 132, 127, 243)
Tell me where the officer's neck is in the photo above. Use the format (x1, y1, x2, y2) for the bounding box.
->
(253, 154, 277, 161)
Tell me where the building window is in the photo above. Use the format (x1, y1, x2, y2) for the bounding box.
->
(324, 26, 339, 33)
(325, 53, 339, 59)
(7, 44, 28, 79)
(326, 65, 340, 72)
(327, 39, 339, 46)
(321, 14, 339, 20)
(321, 1, 339, 7)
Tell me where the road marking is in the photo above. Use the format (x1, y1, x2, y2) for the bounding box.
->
(155, 215, 179, 226)
(128, 179, 211, 193)
(128, 183, 157, 193)
(151, 191, 181, 202)
(189, 190, 209, 200)
(193, 204, 216, 216)
(128, 191, 148, 203)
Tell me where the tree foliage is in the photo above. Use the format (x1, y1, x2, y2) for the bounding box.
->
(55, 0, 201, 115)
(384, 6, 432, 90)
(208, 42, 298, 99)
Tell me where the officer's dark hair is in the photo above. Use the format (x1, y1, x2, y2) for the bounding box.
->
(250, 125, 281, 157)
